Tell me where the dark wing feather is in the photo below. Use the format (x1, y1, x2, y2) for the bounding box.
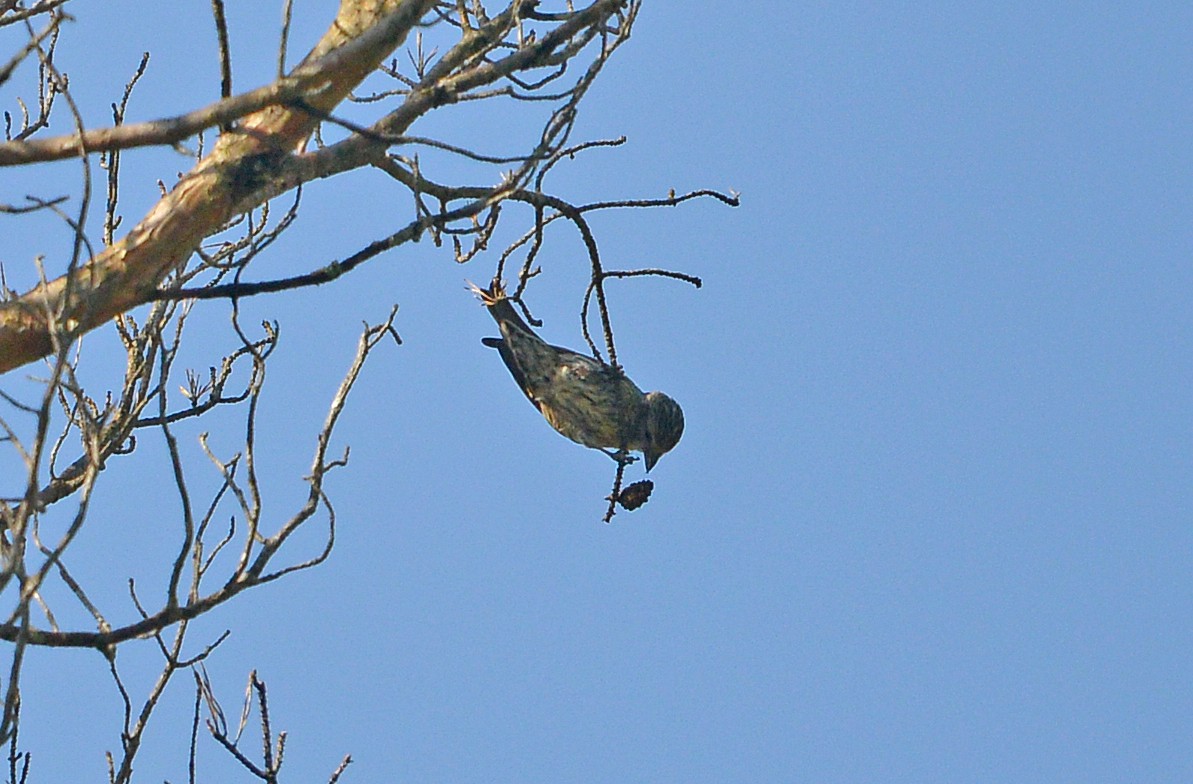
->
(481, 336, 543, 413)
(476, 279, 605, 416)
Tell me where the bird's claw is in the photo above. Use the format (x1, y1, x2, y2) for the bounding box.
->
(603, 448, 638, 466)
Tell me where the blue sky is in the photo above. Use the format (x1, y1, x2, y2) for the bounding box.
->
(3, 2, 1192, 782)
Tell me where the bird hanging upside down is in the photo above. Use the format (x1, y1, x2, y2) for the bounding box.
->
(471, 279, 684, 471)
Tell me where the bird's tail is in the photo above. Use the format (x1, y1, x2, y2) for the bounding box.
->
(466, 278, 507, 307)
(468, 278, 534, 336)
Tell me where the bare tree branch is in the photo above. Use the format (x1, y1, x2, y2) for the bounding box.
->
(0, 0, 438, 372)
(0, 0, 735, 769)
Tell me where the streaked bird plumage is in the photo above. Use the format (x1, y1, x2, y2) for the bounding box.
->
(471, 280, 683, 470)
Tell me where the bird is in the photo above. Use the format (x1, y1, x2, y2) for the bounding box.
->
(470, 279, 684, 471)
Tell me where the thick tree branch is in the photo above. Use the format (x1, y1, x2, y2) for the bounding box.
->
(0, 0, 437, 374)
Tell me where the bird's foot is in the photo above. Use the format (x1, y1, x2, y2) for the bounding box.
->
(602, 448, 638, 467)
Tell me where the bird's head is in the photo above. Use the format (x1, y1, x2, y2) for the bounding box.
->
(642, 391, 684, 471)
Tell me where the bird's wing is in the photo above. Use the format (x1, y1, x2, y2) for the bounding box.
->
(482, 336, 543, 413)
(474, 278, 609, 411)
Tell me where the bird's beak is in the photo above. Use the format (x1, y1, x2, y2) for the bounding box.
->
(644, 451, 660, 472)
